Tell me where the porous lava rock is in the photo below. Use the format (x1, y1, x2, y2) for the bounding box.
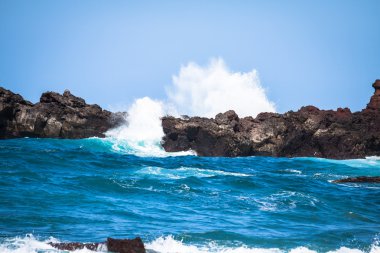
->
(0, 87, 126, 138)
(49, 237, 146, 253)
(162, 80, 380, 159)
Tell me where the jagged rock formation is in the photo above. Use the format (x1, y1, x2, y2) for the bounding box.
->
(0, 87, 126, 138)
(162, 80, 380, 159)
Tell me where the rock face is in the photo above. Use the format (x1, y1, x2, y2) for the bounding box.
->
(107, 237, 146, 253)
(0, 87, 126, 139)
(162, 80, 380, 159)
(49, 237, 146, 253)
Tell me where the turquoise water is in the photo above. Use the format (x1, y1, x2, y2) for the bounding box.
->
(0, 138, 379, 253)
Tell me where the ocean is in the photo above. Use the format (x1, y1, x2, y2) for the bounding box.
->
(0, 137, 379, 253)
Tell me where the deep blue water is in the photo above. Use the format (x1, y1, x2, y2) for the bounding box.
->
(0, 138, 379, 253)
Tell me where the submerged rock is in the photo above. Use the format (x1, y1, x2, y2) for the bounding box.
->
(49, 242, 102, 251)
(107, 237, 146, 253)
(49, 237, 146, 253)
(333, 176, 380, 183)
(0, 87, 126, 138)
(162, 80, 380, 159)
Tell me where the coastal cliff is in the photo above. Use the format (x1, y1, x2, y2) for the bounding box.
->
(0, 87, 125, 139)
(162, 80, 380, 159)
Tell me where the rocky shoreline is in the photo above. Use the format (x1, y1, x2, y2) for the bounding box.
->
(162, 80, 380, 159)
(0, 87, 125, 139)
(1, 80, 379, 159)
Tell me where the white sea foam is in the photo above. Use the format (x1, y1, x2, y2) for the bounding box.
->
(145, 235, 380, 253)
(283, 169, 302, 175)
(105, 97, 194, 157)
(167, 58, 275, 118)
(0, 234, 104, 253)
(253, 191, 319, 212)
(1, 235, 379, 253)
(137, 166, 251, 179)
(299, 157, 380, 169)
(104, 58, 276, 157)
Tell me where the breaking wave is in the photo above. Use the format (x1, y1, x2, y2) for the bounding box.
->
(104, 97, 193, 157)
(1, 235, 379, 253)
(103, 58, 276, 157)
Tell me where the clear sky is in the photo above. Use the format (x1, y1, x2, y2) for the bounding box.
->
(0, 0, 379, 113)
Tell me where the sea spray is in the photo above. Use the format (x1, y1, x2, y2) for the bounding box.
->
(105, 96, 193, 156)
(166, 58, 276, 117)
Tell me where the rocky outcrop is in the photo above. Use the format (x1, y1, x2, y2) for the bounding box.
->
(333, 176, 380, 183)
(49, 237, 146, 253)
(162, 80, 380, 159)
(0, 87, 126, 138)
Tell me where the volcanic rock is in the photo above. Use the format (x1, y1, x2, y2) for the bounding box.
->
(0, 87, 126, 138)
(49, 237, 146, 253)
(107, 237, 146, 253)
(162, 80, 380, 159)
(49, 242, 102, 251)
(366, 79, 380, 111)
(333, 176, 380, 183)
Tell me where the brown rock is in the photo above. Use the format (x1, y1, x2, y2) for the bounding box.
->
(333, 176, 380, 183)
(161, 80, 380, 159)
(49, 237, 146, 253)
(0, 87, 126, 139)
(49, 242, 101, 251)
(366, 79, 380, 111)
(107, 237, 146, 253)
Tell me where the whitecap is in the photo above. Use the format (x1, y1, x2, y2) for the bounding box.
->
(145, 235, 380, 253)
(0, 234, 106, 253)
(137, 166, 251, 179)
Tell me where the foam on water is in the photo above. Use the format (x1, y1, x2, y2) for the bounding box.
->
(104, 96, 194, 157)
(0, 234, 102, 253)
(4, 235, 378, 253)
(137, 166, 251, 179)
(145, 236, 380, 253)
(297, 157, 380, 169)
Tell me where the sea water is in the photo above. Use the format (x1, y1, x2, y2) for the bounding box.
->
(0, 137, 379, 253)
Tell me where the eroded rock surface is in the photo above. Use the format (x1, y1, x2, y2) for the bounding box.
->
(49, 237, 146, 253)
(0, 87, 126, 138)
(162, 80, 380, 159)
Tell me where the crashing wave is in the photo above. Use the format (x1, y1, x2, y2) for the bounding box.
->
(2, 234, 379, 253)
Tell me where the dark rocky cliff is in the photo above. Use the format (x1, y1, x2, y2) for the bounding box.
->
(0, 87, 126, 138)
(162, 80, 380, 159)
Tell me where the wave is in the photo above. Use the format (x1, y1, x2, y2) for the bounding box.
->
(96, 137, 194, 157)
(297, 156, 380, 168)
(146, 236, 380, 253)
(3, 234, 379, 253)
(136, 166, 251, 179)
(0, 234, 104, 253)
(103, 97, 194, 157)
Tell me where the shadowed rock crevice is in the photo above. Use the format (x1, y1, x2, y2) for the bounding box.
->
(0, 87, 126, 139)
(162, 80, 380, 159)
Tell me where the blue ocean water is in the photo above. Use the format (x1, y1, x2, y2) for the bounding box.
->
(0, 138, 379, 253)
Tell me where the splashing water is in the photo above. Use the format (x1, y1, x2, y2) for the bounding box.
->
(167, 58, 276, 117)
(1, 234, 379, 253)
(104, 58, 276, 156)
(105, 97, 169, 156)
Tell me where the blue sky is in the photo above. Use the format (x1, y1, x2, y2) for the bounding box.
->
(0, 0, 379, 113)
